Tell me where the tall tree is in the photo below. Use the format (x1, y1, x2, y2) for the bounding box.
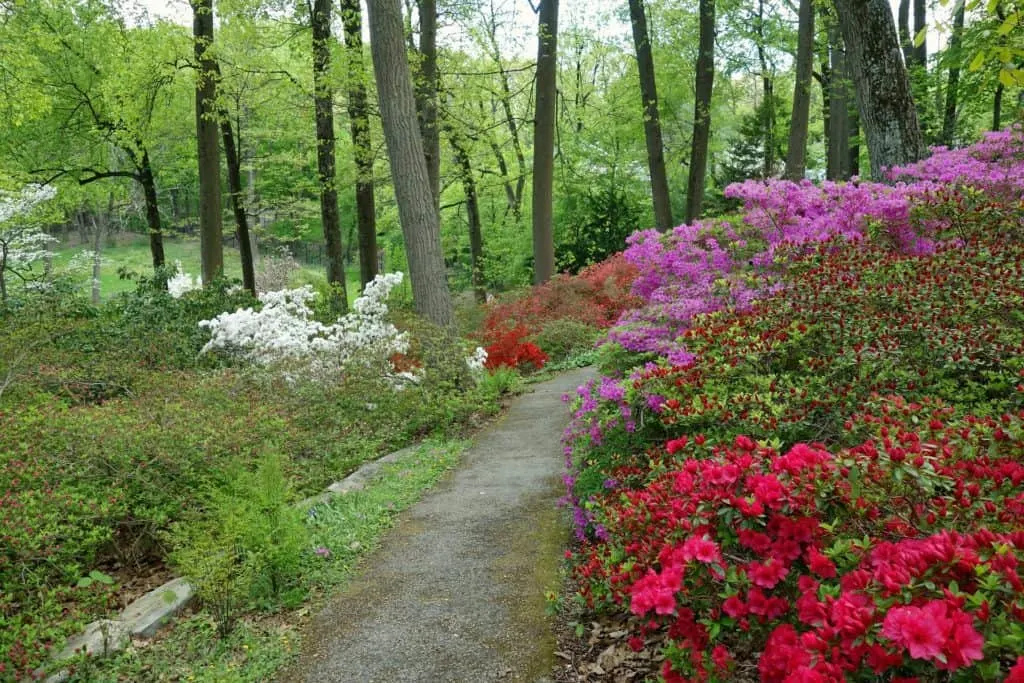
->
(685, 0, 715, 223)
(443, 115, 485, 304)
(191, 0, 223, 284)
(531, 0, 558, 284)
(628, 0, 673, 231)
(784, 0, 815, 180)
(827, 21, 853, 180)
(311, 0, 348, 309)
(940, 1, 966, 147)
(898, 0, 913, 64)
(209, 61, 256, 294)
(340, 0, 378, 289)
(414, 0, 441, 210)
(913, 0, 927, 67)
(833, 0, 926, 178)
(218, 105, 257, 295)
(755, 0, 777, 178)
(366, 0, 454, 328)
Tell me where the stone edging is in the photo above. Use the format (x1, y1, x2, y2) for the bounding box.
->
(37, 442, 430, 682)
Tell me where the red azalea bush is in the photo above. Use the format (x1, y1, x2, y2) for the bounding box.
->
(476, 253, 639, 369)
(482, 323, 549, 371)
(573, 401, 1024, 681)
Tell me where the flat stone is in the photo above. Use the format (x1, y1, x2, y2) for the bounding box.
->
(52, 619, 130, 661)
(120, 577, 194, 638)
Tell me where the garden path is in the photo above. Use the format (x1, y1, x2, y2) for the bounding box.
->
(283, 367, 595, 683)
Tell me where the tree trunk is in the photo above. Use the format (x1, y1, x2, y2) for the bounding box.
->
(912, 0, 927, 67)
(849, 109, 861, 176)
(90, 214, 103, 304)
(341, 0, 379, 290)
(685, 0, 714, 223)
(898, 0, 913, 64)
(312, 0, 348, 310)
(367, 0, 454, 328)
(414, 0, 440, 210)
(219, 116, 256, 294)
(485, 26, 526, 215)
(138, 150, 166, 270)
(993, 84, 1004, 131)
(756, 0, 775, 178)
(191, 0, 223, 284)
(827, 23, 852, 180)
(628, 0, 673, 232)
(447, 128, 485, 303)
(784, 0, 814, 180)
(531, 0, 558, 284)
(833, 0, 926, 179)
(940, 2, 965, 147)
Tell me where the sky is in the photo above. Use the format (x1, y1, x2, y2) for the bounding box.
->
(137, 0, 950, 57)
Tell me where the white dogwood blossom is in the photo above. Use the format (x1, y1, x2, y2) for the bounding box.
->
(199, 272, 410, 379)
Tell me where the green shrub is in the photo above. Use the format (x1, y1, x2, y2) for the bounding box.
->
(528, 318, 599, 363)
(169, 452, 309, 636)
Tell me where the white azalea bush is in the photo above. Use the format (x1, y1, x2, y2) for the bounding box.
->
(168, 261, 202, 299)
(199, 272, 411, 381)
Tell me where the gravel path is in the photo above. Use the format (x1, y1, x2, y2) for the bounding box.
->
(282, 368, 595, 683)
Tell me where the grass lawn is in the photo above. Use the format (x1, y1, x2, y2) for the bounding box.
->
(50, 233, 367, 304)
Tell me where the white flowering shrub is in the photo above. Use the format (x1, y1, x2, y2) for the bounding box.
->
(466, 346, 488, 373)
(199, 272, 410, 380)
(168, 261, 202, 298)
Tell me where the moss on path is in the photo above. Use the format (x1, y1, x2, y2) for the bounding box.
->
(281, 368, 595, 683)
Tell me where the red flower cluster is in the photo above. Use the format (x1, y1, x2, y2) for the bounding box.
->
(570, 411, 1024, 680)
(476, 253, 639, 369)
(481, 324, 548, 371)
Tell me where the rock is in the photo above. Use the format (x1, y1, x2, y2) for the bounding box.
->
(52, 619, 130, 661)
(120, 577, 194, 638)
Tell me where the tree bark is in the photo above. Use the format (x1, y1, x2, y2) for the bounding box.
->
(912, 0, 927, 67)
(685, 0, 714, 223)
(827, 27, 851, 180)
(414, 0, 440, 210)
(312, 0, 348, 310)
(993, 84, 1004, 131)
(531, 0, 558, 284)
(138, 150, 165, 270)
(784, 0, 814, 180)
(191, 0, 223, 284)
(628, 0, 673, 232)
(898, 0, 913, 64)
(219, 115, 256, 295)
(367, 0, 454, 328)
(940, 2, 965, 147)
(341, 0, 379, 290)
(833, 0, 926, 179)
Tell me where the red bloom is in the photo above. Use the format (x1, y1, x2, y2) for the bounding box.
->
(1006, 656, 1024, 683)
(882, 604, 947, 662)
(806, 547, 837, 578)
(748, 558, 789, 588)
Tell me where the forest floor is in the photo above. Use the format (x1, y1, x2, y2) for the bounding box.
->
(280, 367, 595, 683)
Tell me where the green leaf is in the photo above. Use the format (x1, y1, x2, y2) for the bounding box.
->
(913, 27, 928, 48)
(996, 11, 1019, 36)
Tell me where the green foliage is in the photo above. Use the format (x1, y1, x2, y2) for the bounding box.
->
(528, 318, 600, 364)
(555, 181, 646, 273)
(169, 453, 309, 635)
